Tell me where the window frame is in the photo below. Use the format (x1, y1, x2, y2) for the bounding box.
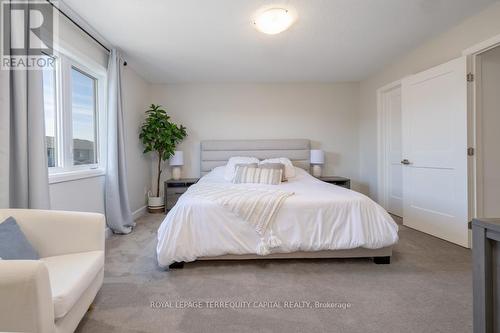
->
(44, 50, 107, 184)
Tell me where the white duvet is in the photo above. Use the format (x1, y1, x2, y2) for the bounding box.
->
(157, 167, 399, 267)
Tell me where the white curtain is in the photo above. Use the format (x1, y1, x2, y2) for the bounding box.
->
(105, 49, 135, 234)
(0, 1, 50, 209)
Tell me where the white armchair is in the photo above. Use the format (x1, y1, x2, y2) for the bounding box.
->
(0, 209, 105, 333)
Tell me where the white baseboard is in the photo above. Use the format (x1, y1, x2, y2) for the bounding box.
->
(132, 205, 148, 220)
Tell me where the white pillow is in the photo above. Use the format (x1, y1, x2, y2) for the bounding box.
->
(224, 157, 260, 181)
(259, 158, 296, 179)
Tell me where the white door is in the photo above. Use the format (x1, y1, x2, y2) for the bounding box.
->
(382, 86, 403, 216)
(402, 56, 469, 247)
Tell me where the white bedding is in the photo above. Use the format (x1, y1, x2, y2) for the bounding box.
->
(157, 167, 399, 267)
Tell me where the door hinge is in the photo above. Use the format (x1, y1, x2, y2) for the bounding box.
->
(467, 147, 475, 156)
(468, 221, 472, 230)
(467, 73, 474, 82)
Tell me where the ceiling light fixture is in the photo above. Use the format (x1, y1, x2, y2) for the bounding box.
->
(254, 8, 294, 35)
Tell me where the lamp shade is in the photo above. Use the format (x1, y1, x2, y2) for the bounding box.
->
(310, 150, 325, 164)
(169, 151, 184, 166)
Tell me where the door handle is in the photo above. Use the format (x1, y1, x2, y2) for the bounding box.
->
(401, 159, 411, 165)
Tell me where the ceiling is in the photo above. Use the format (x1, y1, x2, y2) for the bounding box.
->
(63, 0, 496, 83)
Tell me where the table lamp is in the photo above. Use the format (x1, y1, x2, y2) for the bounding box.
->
(169, 151, 184, 180)
(310, 149, 325, 177)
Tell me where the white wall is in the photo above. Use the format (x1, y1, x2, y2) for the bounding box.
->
(149, 83, 361, 193)
(54, 11, 109, 69)
(50, 176, 105, 212)
(122, 66, 152, 213)
(49, 66, 152, 215)
(358, 2, 500, 199)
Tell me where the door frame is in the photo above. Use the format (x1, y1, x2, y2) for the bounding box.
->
(463, 33, 500, 220)
(376, 80, 402, 212)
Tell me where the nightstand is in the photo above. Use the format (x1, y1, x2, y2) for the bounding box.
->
(164, 178, 199, 212)
(318, 176, 351, 189)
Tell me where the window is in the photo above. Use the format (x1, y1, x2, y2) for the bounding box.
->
(71, 67, 97, 166)
(41, 52, 106, 182)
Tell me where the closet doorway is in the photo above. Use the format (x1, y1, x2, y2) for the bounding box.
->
(471, 44, 500, 219)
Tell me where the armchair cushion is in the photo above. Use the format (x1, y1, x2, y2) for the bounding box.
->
(0, 217, 39, 260)
(41, 250, 104, 319)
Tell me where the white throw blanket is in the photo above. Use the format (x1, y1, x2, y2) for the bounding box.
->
(184, 183, 294, 255)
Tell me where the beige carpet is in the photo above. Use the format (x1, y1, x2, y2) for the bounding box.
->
(76, 214, 472, 333)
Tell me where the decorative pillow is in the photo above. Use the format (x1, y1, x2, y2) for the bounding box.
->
(0, 217, 39, 260)
(235, 162, 258, 169)
(259, 158, 296, 179)
(259, 163, 287, 182)
(233, 166, 283, 185)
(224, 157, 260, 181)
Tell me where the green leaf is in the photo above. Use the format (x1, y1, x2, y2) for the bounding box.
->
(139, 104, 188, 162)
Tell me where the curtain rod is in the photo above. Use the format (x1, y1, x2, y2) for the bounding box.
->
(45, 0, 127, 66)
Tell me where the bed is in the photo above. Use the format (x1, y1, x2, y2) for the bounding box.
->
(156, 139, 398, 268)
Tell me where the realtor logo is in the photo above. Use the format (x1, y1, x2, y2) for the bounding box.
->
(1, 0, 57, 70)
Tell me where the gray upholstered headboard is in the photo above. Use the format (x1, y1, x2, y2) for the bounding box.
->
(200, 139, 310, 176)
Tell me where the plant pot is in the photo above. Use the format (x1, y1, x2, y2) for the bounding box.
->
(148, 196, 164, 214)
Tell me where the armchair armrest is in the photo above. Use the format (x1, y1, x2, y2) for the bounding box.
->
(0, 209, 105, 258)
(0, 260, 54, 333)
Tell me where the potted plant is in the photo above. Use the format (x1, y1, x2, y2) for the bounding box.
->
(140, 104, 187, 213)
